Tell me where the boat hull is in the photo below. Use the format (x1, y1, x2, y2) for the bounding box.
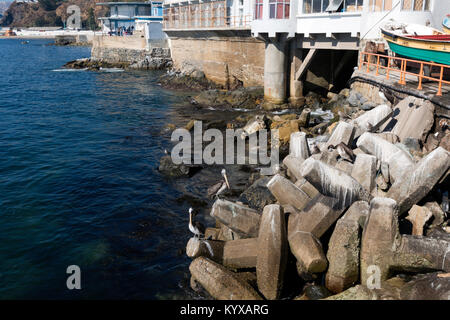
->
(382, 29, 450, 65)
(444, 16, 450, 34)
(444, 25, 450, 35)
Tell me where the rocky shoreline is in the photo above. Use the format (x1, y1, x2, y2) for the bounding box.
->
(157, 69, 450, 300)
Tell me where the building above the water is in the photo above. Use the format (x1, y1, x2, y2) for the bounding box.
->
(162, 0, 253, 29)
(161, 0, 450, 103)
(97, 1, 163, 35)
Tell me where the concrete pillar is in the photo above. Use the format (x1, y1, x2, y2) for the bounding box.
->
(289, 41, 304, 104)
(264, 37, 288, 104)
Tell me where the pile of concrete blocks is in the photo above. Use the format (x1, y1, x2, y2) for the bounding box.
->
(185, 96, 450, 300)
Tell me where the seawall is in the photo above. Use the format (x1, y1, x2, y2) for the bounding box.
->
(90, 34, 172, 70)
(165, 30, 265, 88)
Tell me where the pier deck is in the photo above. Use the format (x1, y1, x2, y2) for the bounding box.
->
(351, 69, 450, 117)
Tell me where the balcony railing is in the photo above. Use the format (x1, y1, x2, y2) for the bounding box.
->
(163, 4, 252, 29)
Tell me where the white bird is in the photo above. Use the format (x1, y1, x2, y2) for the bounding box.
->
(379, 91, 388, 103)
(188, 208, 205, 238)
(207, 168, 230, 198)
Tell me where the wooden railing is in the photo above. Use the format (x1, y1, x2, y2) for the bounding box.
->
(359, 51, 450, 96)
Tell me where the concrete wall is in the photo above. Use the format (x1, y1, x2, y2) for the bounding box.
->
(92, 34, 147, 50)
(167, 31, 265, 87)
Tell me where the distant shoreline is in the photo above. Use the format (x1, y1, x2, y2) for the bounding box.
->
(0, 35, 55, 39)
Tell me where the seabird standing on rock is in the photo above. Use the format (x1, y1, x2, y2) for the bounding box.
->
(367, 123, 375, 133)
(188, 96, 199, 106)
(338, 111, 352, 121)
(329, 142, 355, 163)
(311, 142, 321, 155)
(188, 208, 205, 238)
(207, 168, 230, 198)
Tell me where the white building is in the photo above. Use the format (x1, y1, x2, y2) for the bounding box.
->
(252, 0, 450, 43)
(163, 0, 253, 29)
(97, 1, 163, 34)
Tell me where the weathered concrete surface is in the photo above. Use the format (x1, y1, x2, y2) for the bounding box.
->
(387, 147, 450, 215)
(186, 237, 258, 269)
(189, 257, 262, 300)
(375, 132, 400, 144)
(256, 204, 288, 300)
(395, 235, 450, 274)
(351, 104, 392, 137)
(360, 197, 401, 285)
(283, 154, 305, 181)
(357, 132, 414, 183)
(294, 178, 319, 199)
(335, 160, 353, 175)
(287, 230, 328, 273)
(169, 35, 265, 88)
(406, 205, 433, 236)
(210, 199, 261, 238)
(300, 158, 372, 208)
(242, 115, 266, 137)
(326, 201, 369, 293)
(351, 154, 377, 193)
(361, 197, 450, 284)
(323, 121, 355, 150)
(290, 132, 310, 159)
(264, 39, 287, 103)
(326, 272, 450, 300)
(186, 237, 224, 262)
(223, 238, 258, 269)
(288, 194, 345, 238)
(390, 96, 435, 144)
(267, 174, 312, 211)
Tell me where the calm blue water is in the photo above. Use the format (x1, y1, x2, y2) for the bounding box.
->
(0, 39, 223, 299)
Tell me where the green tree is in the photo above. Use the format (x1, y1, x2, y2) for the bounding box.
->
(38, 0, 58, 11)
(87, 7, 96, 30)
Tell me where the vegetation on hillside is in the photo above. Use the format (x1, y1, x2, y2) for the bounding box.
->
(0, 0, 109, 28)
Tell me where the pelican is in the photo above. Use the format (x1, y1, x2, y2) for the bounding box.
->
(188, 208, 205, 238)
(311, 142, 321, 155)
(329, 142, 355, 163)
(316, 126, 325, 135)
(367, 123, 375, 133)
(439, 119, 448, 132)
(207, 168, 230, 198)
(338, 110, 351, 121)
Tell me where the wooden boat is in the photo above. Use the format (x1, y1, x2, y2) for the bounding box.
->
(444, 15, 450, 34)
(381, 22, 450, 65)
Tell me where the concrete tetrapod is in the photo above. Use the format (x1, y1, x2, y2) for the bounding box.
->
(360, 197, 450, 285)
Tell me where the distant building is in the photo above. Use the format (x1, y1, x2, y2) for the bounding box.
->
(97, 1, 163, 36)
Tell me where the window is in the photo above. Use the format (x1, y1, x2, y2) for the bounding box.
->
(369, 0, 392, 11)
(303, 0, 362, 14)
(269, 0, 290, 18)
(402, 0, 430, 11)
(255, 0, 263, 19)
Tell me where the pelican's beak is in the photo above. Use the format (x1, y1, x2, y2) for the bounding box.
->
(224, 173, 230, 189)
